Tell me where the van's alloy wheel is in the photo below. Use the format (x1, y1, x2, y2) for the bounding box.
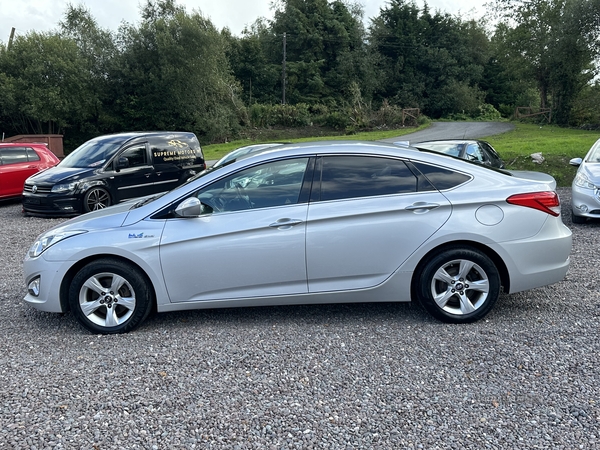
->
(417, 247, 500, 323)
(84, 187, 111, 212)
(68, 259, 152, 334)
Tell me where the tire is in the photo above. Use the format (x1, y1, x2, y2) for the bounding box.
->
(571, 210, 586, 224)
(416, 247, 500, 324)
(83, 187, 111, 212)
(68, 259, 153, 334)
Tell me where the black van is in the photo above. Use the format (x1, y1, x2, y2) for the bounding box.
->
(22, 132, 205, 216)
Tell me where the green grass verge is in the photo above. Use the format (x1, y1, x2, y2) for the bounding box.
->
(202, 122, 600, 187)
(485, 124, 600, 187)
(201, 125, 429, 160)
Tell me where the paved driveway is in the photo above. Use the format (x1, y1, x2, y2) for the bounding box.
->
(380, 121, 515, 144)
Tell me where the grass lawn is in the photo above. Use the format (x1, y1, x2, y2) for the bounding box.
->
(485, 123, 600, 187)
(202, 122, 600, 187)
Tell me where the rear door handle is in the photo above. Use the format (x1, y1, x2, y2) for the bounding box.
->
(405, 202, 440, 213)
(269, 218, 303, 229)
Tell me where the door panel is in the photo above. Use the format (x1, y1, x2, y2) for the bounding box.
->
(160, 204, 309, 302)
(305, 154, 453, 293)
(111, 144, 154, 200)
(306, 191, 451, 292)
(0, 148, 37, 197)
(160, 156, 311, 302)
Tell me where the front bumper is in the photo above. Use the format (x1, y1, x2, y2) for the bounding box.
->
(571, 185, 600, 219)
(23, 256, 70, 313)
(22, 192, 83, 216)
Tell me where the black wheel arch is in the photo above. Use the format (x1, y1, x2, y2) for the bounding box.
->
(410, 240, 510, 300)
(59, 254, 157, 314)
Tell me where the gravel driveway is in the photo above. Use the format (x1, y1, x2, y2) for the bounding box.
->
(0, 189, 598, 449)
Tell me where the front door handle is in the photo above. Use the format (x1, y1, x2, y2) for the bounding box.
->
(405, 202, 440, 213)
(269, 218, 303, 229)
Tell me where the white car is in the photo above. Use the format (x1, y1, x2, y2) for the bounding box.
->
(569, 137, 600, 223)
(24, 141, 572, 334)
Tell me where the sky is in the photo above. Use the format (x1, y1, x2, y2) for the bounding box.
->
(0, 0, 485, 44)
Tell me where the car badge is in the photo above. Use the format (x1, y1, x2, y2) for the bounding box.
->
(32, 185, 38, 193)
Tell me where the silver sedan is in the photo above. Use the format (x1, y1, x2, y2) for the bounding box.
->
(23, 141, 572, 334)
(569, 138, 600, 223)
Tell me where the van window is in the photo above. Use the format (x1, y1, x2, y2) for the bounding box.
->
(120, 145, 148, 168)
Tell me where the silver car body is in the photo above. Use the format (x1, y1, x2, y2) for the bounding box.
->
(23, 141, 571, 331)
(569, 137, 600, 222)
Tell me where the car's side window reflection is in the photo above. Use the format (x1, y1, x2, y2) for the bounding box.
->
(316, 155, 417, 201)
(197, 158, 309, 213)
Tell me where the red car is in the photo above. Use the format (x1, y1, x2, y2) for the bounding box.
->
(0, 143, 60, 200)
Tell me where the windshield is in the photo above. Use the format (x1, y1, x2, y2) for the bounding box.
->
(416, 143, 462, 157)
(585, 140, 600, 162)
(60, 140, 122, 168)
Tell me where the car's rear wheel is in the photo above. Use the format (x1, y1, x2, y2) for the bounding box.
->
(83, 187, 111, 212)
(571, 211, 586, 224)
(417, 247, 500, 323)
(68, 259, 153, 334)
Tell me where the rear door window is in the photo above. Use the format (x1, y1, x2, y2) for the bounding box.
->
(0, 148, 29, 165)
(313, 155, 418, 202)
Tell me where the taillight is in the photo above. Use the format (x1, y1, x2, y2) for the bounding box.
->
(506, 191, 561, 216)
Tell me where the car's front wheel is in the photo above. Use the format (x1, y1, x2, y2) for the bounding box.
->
(83, 187, 111, 212)
(416, 247, 500, 323)
(68, 259, 153, 334)
(571, 210, 587, 224)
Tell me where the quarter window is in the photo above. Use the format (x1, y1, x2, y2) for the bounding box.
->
(316, 155, 417, 201)
(26, 148, 41, 162)
(411, 161, 471, 190)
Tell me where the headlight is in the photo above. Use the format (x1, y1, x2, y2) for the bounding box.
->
(28, 230, 87, 258)
(51, 182, 79, 193)
(574, 173, 596, 190)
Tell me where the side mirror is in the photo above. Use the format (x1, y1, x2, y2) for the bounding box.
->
(569, 157, 582, 167)
(116, 156, 129, 171)
(174, 197, 207, 218)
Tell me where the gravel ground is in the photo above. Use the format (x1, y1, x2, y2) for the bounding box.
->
(0, 188, 598, 449)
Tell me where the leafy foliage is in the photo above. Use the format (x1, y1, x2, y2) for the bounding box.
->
(0, 0, 599, 150)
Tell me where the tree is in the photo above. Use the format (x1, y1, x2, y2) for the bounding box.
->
(491, 0, 600, 124)
(224, 19, 282, 105)
(369, 0, 490, 117)
(0, 31, 92, 136)
(266, 0, 374, 105)
(59, 4, 117, 140)
(109, 0, 245, 142)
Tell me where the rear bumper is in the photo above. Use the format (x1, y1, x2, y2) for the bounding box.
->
(495, 217, 572, 293)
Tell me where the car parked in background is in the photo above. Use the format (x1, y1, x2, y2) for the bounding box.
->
(0, 143, 60, 200)
(24, 141, 571, 334)
(211, 143, 286, 169)
(22, 132, 205, 216)
(569, 137, 600, 223)
(413, 139, 505, 169)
